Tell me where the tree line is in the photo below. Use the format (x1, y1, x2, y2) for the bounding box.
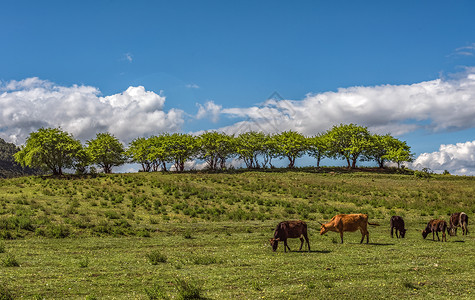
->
(14, 124, 413, 175)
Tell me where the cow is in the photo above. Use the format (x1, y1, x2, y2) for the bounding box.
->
(422, 219, 447, 242)
(319, 214, 379, 244)
(448, 212, 469, 236)
(390, 216, 407, 238)
(269, 220, 310, 252)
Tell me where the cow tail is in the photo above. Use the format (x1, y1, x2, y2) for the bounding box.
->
(368, 222, 380, 226)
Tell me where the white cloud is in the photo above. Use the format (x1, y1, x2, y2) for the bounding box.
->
(208, 70, 475, 137)
(186, 83, 200, 89)
(124, 53, 133, 62)
(0, 78, 184, 144)
(196, 100, 222, 123)
(412, 141, 475, 175)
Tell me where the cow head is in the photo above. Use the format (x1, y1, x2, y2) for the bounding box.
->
(400, 228, 407, 238)
(422, 229, 429, 239)
(319, 223, 329, 235)
(448, 227, 456, 236)
(269, 238, 280, 251)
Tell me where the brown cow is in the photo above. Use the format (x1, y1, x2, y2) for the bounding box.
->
(448, 212, 469, 236)
(269, 220, 310, 252)
(422, 219, 447, 242)
(319, 214, 379, 244)
(390, 216, 406, 238)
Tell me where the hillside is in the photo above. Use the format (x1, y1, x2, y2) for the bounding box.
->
(1, 170, 474, 299)
(1, 170, 473, 239)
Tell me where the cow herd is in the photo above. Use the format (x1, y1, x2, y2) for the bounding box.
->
(270, 212, 469, 252)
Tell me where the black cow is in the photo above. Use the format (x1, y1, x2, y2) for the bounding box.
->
(390, 216, 406, 238)
(269, 220, 310, 252)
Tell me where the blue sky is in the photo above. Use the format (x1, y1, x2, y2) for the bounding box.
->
(2, 1, 475, 174)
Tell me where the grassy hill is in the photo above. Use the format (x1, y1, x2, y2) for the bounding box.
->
(0, 170, 474, 299)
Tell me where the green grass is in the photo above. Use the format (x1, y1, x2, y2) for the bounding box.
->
(0, 223, 473, 299)
(0, 169, 474, 298)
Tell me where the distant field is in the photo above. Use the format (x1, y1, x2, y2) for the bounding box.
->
(0, 169, 474, 299)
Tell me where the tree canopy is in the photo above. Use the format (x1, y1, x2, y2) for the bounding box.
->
(14, 127, 82, 175)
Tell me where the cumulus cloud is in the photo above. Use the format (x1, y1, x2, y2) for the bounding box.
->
(0, 77, 184, 144)
(208, 70, 475, 137)
(196, 101, 222, 123)
(412, 141, 475, 175)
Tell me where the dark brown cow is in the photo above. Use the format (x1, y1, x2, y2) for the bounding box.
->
(422, 219, 447, 242)
(269, 220, 310, 252)
(448, 212, 469, 236)
(390, 216, 406, 238)
(319, 214, 379, 244)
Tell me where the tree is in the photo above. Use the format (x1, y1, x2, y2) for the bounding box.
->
(128, 137, 152, 172)
(307, 133, 329, 167)
(386, 139, 414, 168)
(86, 133, 126, 174)
(197, 132, 235, 170)
(148, 134, 173, 172)
(326, 124, 371, 168)
(235, 131, 267, 169)
(14, 127, 82, 175)
(272, 131, 308, 168)
(167, 133, 198, 172)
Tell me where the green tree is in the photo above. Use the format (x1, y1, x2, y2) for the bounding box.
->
(14, 127, 82, 175)
(326, 124, 371, 168)
(273, 131, 308, 168)
(86, 133, 126, 174)
(235, 131, 267, 169)
(307, 133, 328, 167)
(167, 133, 198, 172)
(386, 139, 414, 168)
(197, 132, 235, 170)
(127, 137, 152, 172)
(148, 134, 173, 172)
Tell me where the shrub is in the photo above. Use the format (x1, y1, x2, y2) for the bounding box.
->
(175, 277, 205, 300)
(144, 282, 169, 300)
(2, 254, 19, 267)
(78, 257, 89, 268)
(147, 250, 167, 265)
(0, 282, 14, 300)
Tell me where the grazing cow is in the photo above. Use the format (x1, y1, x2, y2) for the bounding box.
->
(269, 220, 310, 252)
(390, 216, 407, 238)
(319, 214, 379, 244)
(449, 212, 469, 236)
(422, 219, 447, 242)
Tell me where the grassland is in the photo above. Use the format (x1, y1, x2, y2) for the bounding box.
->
(0, 168, 474, 299)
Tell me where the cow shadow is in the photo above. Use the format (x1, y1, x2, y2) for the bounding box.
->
(345, 242, 395, 246)
(292, 250, 332, 254)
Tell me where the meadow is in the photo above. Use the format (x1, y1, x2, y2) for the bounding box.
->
(0, 168, 474, 299)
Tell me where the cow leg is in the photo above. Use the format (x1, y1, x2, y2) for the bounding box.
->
(284, 240, 291, 252)
(299, 237, 304, 251)
(391, 227, 394, 238)
(395, 229, 399, 238)
(304, 235, 311, 252)
(435, 231, 440, 241)
(442, 231, 446, 242)
(340, 232, 344, 244)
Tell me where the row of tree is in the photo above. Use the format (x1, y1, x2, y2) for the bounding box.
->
(14, 124, 413, 175)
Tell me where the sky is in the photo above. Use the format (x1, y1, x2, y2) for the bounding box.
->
(2, 0, 475, 174)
